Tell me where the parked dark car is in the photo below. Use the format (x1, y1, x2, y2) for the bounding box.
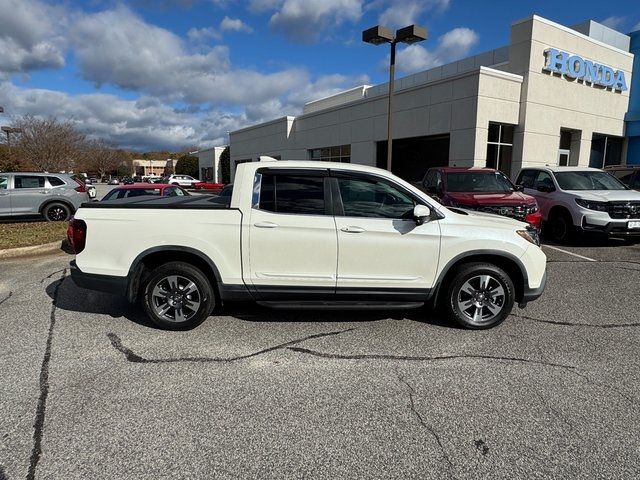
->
(605, 165, 640, 191)
(122, 177, 135, 185)
(416, 167, 542, 229)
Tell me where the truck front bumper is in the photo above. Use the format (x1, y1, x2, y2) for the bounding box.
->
(70, 260, 128, 296)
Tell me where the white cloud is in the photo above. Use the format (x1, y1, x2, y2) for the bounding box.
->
(600, 16, 625, 30)
(265, 0, 363, 42)
(370, 0, 449, 29)
(632, 21, 640, 31)
(220, 16, 253, 33)
(0, 0, 67, 74)
(187, 26, 221, 42)
(394, 27, 478, 73)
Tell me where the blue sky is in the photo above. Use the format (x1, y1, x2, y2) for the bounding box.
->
(0, 0, 639, 151)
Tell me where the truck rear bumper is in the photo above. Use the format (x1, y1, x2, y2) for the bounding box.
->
(70, 260, 127, 296)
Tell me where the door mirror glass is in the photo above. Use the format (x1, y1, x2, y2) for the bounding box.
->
(413, 204, 431, 225)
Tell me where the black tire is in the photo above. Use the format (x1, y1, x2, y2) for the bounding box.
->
(547, 210, 573, 243)
(445, 263, 515, 330)
(141, 261, 215, 330)
(43, 202, 72, 222)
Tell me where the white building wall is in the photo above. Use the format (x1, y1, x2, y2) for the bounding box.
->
(196, 146, 226, 182)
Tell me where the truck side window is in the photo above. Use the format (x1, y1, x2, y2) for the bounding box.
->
(259, 173, 326, 215)
(336, 176, 415, 219)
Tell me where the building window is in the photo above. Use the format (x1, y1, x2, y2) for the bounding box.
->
(589, 134, 623, 169)
(486, 123, 514, 175)
(308, 145, 351, 163)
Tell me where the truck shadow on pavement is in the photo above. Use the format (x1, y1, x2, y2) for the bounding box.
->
(45, 275, 457, 330)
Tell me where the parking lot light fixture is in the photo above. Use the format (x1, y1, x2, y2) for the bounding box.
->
(362, 24, 427, 172)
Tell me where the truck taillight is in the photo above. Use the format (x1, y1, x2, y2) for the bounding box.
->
(73, 178, 87, 193)
(67, 218, 87, 254)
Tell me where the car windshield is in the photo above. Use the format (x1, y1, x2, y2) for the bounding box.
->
(554, 171, 627, 191)
(446, 171, 514, 193)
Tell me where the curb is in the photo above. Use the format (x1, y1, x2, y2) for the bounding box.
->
(0, 240, 68, 260)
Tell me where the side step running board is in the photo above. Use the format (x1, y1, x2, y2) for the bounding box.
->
(256, 301, 425, 310)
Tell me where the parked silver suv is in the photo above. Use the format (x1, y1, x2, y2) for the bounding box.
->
(515, 166, 640, 242)
(0, 173, 90, 221)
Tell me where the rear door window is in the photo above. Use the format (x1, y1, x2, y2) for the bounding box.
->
(258, 172, 327, 215)
(15, 176, 45, 189)
(0, 176, 8, 190)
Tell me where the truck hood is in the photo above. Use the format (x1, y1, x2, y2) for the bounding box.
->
(445, 206, 528, 229)
(567, 190, 640, 202)
(446, 191, 534, 206)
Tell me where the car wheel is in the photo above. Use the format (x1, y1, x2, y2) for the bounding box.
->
(548, 211, 573, 243)
(445, 263, 515, 329)
(142, 261, 214, 330)
(43, 202, 71, 222)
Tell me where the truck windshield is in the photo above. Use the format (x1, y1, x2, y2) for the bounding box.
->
(554, 171, 627, 191)
(446, 172, 514, 193)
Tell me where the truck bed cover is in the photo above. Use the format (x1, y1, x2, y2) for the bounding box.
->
(82, 194, 230, 209)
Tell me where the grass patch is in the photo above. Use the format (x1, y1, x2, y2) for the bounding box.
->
(0, 221, 67, 250)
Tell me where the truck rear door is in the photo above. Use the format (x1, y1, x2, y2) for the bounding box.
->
(247, 168, 337, 300)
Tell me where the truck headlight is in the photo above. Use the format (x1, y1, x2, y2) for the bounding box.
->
(575, 198, 608, 211)
(517, 228, 540, 246)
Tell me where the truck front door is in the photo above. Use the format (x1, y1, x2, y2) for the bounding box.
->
(248, 169, 338, 300)
(331, 172, 441, 299)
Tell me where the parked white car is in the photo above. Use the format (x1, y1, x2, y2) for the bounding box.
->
(515, 166, 640, 242)
(166, 174, 199, 187)
(69, 159, 547, 330)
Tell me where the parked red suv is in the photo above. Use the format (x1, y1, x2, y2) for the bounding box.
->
(416, 167, 542, 229)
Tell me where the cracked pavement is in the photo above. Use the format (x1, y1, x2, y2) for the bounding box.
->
(1, 239, 640, 479)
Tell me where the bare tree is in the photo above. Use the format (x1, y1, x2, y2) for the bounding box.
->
(82, 139, 131, 179)
(12, 115, 85, 172)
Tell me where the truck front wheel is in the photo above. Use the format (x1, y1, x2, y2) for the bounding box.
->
(142, 262, 215, 330)
(445, 263, 515, 330)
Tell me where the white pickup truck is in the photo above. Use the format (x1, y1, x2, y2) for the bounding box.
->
(69, 159, 547, 330)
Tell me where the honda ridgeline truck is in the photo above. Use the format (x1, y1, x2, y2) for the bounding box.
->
(69, 159, 547, 330)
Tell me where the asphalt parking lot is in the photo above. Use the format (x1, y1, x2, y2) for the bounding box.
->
(1, 240, 640, 479)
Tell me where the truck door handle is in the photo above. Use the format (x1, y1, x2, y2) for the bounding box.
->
(340, 226, 365, 233)
(254, 221, 278, 228)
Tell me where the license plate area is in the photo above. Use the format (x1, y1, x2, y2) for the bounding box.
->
(629, 221, 640, 229)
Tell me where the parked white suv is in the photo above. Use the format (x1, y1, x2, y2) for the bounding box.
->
(69, 160, 547, 330)
(166, 174, 199, 187)
(516, 166, 640, 242)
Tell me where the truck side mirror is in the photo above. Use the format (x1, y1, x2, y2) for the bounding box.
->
(413, 204, 431, 225)
(515, 184, 524, 192)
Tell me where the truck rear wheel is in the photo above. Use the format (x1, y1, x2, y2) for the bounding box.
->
(142, 261, 214, 330)
(445, 263, 514, 329)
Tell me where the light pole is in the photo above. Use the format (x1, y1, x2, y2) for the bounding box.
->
(363, 24, 427, 172)
(1, 126, 22, 165)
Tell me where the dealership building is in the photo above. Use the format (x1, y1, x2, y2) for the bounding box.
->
(229, 15, 639, 183)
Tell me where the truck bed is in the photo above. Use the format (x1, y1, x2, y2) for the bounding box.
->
(82, 194, 231, 209)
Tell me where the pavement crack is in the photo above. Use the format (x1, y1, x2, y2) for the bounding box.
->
(27, 268, 67, 480)
(287, 347, 578, 371)
(570, 370, 639, 407)
(0, 291, 12, 307)
(107, 328, 355, 364)
(40, 269, 66, 284)
(396, 370, 456, 478)
(512, 312, 640, 329)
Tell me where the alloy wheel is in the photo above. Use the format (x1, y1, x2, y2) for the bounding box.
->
(151, 275, 202, 323)
(456, 274, 506, 326)
(47, 206, 68, 221)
